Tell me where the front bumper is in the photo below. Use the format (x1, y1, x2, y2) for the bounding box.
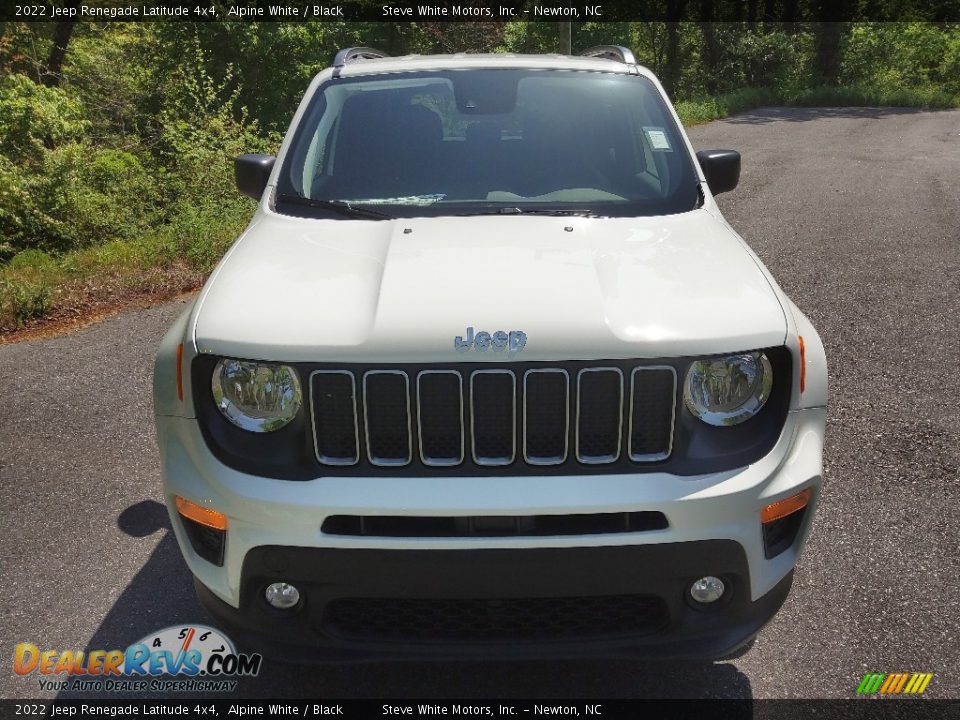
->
(196, 544, 794, 662)
(156, 406, 824, 659)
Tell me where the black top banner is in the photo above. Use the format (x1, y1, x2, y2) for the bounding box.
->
(4, 0, 960, 23)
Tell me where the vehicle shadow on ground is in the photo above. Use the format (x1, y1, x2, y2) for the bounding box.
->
(59, 500, 753, 701)
(724, 106, 925, 125)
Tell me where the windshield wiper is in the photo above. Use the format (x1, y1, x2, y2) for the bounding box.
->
(466, 207, 599, 217)
(275, 193, 394, 220)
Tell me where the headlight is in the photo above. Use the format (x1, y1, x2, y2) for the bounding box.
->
(683, 352, 772, 426)
(211, 359, 302, 432)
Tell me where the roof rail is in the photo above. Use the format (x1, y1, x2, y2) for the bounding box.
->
(332, 47, 390, 77)
(578, 45, 637, 65)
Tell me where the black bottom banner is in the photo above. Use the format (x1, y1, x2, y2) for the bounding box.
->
(1, 700, 959, 720)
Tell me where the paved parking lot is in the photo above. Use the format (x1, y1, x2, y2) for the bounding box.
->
(1, 107, 958, 700)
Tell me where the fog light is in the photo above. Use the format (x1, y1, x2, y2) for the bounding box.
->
(690, 576, 725, 604)
(265, 582, 300, 609)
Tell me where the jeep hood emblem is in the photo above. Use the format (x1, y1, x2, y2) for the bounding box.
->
(455, 327, 527, 354)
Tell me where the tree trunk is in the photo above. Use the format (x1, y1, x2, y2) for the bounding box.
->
(663, 0, 687, 97)
(40, 0, 79, 87)
(698, 0, 720, 94)
(813, 0, 850, 86)
(814, 21, 844, 85)
(783, 0, 800, 34)
(559, 22, 571, 54)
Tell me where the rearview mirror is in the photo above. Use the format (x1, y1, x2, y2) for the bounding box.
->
(235, 154, 275, 200)
(696, 149, 741, 195)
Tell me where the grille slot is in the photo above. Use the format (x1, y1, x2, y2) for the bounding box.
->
(362, 371, 411, 466)
(523, 369, 569, 465)
(310, 371, 359, 465)
(322, 511, 668, 537)
(470, 370, 516, 466)
(629, 367, 677, 461)
(416, 371, 464, 466)
(322, 594, 670, 643)
(576, 368, 624, 464)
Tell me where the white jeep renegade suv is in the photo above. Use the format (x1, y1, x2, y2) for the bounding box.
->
(153, 47, 827, 660)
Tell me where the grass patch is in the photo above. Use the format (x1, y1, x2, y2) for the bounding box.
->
(0, 277, 52, 326)
(786, 84, 959, 108)
(676, 88, 780, 125)
(677, 84, 960, 126)
(0, 203, 251, 334)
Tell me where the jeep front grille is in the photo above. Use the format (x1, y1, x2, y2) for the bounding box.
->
(309, 363, 677, 473)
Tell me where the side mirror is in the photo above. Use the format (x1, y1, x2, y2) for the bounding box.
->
(696, 149, 740, 195)
(235, 154, 275, 200)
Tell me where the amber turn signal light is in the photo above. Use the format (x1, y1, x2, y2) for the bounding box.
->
(175, 495, 228, 531)
(761, 487, 812, 524)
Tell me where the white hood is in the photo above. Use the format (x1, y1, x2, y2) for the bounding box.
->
(192, 210, 786, 362)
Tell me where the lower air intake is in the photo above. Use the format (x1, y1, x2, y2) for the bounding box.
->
(322, 594, 670, 643)
(321, 511, 669, 537)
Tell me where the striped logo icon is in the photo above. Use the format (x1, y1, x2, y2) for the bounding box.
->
(857, 673, 933, 695)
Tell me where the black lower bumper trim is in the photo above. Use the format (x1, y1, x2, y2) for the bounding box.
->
(195, 541, 794, 662)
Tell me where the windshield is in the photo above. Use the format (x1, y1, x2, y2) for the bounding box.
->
(276, 69, 699, 219)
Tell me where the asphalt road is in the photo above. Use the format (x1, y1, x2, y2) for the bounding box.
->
(1, 107, 958, 701)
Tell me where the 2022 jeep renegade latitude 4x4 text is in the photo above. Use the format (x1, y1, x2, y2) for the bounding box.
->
(153, 47, 827, 660)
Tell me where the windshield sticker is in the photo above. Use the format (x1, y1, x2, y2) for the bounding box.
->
(643, 127, 673, 152)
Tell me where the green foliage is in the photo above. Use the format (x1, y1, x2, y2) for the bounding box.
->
(675, 83, 957, 127)
(727, 30, 800, 89)
(6, 248, 56, 272)
(497, 21, 565, 53)
(0, 276, 51, 325)
(841, 23, 960, 96)
(942, 35, 960, 95)
(39, 145, 159, 247)
(787, 84, 957, 108)
(62, 24, 167, 143)
(0, 141, 160, 255)
(0, 74, 88, 164)
(153, 202, 253, 272)
(0, 249, 55, 326)
(0, 155, 53, 262)
(675, 88, 780, 125)
(159, 43, 268, 202)
(154, 38, 279, 272)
